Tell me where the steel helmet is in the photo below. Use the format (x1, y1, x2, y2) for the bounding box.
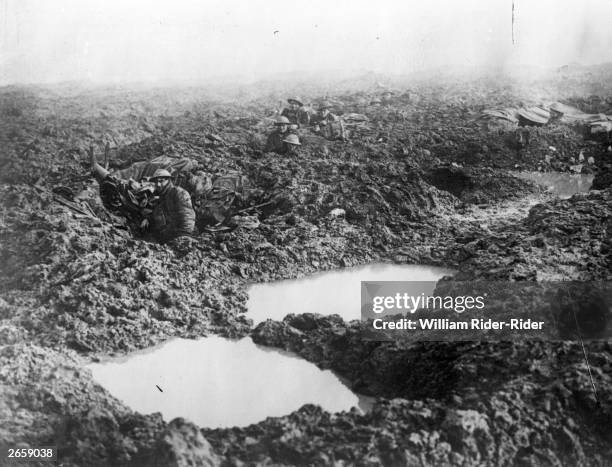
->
(275, 116, 291, 125)
(151, 169, 172, 180)
(319, 101, 332, 110)
(287, 97, 303, 106)
(282, 134, 301, 146)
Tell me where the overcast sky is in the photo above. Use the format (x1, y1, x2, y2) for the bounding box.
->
(1, 0, 611, 85)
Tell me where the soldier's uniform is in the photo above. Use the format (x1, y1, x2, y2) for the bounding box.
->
(150, 183, 195, 242)
(312, 112, 346, 141)
(312, 111, 340, 127)
(281, 107, 310, 127)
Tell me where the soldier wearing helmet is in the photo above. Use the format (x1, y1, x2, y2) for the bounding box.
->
(265, 116, 291, 153)
(381, 90, 394, 105)
(312, 101, 336, 128)
(148, 169, 196, 242)
(280, 97, 310, 128)
(311, 101, 347, 141)
(281, 133, 301, 156)
(89, 147, 195, 242)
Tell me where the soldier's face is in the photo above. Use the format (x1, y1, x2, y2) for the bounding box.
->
(153, 178, 170, 194)
(290, 102, 299, 110)
(279, 124, 288, 132)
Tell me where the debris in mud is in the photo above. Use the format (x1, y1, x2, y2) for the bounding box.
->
(517, 106, 551, 126)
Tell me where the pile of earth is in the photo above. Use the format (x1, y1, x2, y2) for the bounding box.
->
(455, 189, 611, 281)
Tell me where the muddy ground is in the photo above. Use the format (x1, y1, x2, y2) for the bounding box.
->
(1, 67, 611, 466)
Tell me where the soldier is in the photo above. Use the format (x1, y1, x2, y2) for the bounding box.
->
(282, 133, 301, 156)
(89, 147, 200, 230)
(88, 147, 250, 233)
(381, 90, 394, 105)
(281, 97, 310, 127)
(148, 169, 196, 243)
(265, 116, 291, 153)
(311, 101, 336, 128)
(312, 102, 347, 141)
(515, 127, 531, 149)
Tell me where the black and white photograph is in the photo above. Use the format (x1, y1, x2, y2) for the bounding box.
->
(1, 0, 611, 465)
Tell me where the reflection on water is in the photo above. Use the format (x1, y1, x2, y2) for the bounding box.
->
(514, 172, 593, 198)
(88, 336, 368, 428)
(247, 263, 455, 325)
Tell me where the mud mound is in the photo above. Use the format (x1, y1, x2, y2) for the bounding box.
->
(0, 184, 251, 353)
(454, 189, 612, 281)
(204, 393, 611, 465)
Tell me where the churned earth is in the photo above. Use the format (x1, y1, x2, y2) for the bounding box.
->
(1, 67, 611, 466)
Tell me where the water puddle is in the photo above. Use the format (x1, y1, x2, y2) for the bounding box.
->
(88, 336, 370, 428)
(247, 263, 455, 325)
(514, 172, 593, 198)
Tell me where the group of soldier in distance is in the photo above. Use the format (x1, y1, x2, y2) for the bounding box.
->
(88, 94, 387, 244)
(265, 97, 346, 155)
